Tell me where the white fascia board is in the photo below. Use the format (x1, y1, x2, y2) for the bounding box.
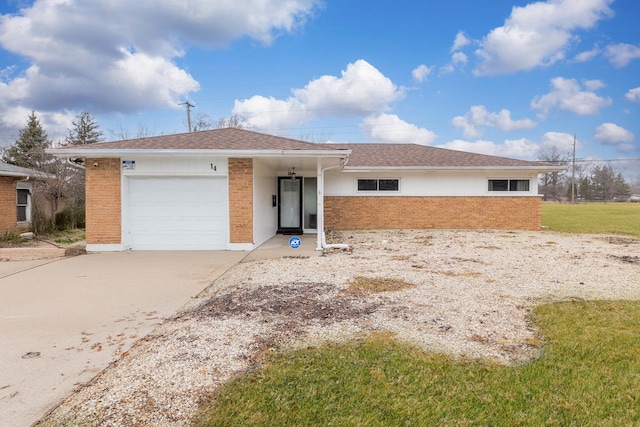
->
(46, 148, 351, 158)
(342, 165, 567, 173)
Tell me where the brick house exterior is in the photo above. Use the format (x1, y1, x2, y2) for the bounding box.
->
(0, 163, 45, 235)
(49, 128, 563, 251)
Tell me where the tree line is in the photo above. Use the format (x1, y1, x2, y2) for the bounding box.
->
(537, 145, 638, 202)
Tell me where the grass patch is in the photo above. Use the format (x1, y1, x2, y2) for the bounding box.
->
(542, 202, 640, 237)
(0, 231, 26, 247)
(42, 228, 85, 245)
(194, 300, 640, 426)
(345, 276, 415, 295)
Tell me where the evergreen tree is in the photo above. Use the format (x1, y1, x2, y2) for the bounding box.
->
(2, 110, 51, 170)
(65, 110, 104, 145)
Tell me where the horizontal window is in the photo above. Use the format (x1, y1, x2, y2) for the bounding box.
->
(357, 179, 399, 192)
(488, 179, 530, 192)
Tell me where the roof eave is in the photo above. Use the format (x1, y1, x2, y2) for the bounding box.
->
(342, 165, 567, 172)
(46, 148, 352, 158)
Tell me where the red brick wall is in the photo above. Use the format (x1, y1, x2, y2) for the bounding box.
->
(228, 158, 253, 243)
(324, 196, 541, 231)
(85, 158, 121, 244)
(0, 177, 18, 234)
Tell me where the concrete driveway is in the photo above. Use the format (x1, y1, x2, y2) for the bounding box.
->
(0, 251, 246, 427)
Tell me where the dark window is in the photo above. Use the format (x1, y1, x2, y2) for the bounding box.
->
(17, 189, 30, 222)
(357, 179, 378, 191)
(509, 179, 530, 191)
(378, 179, 399, 191)
(358, 179, 399, 192)
(488, 179, 508, 191)
(488, 179, 530, 192)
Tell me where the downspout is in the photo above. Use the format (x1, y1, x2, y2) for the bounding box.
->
(316, 160, 349, 251)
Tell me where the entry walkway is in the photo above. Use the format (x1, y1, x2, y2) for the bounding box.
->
(243, 233, 321, 261)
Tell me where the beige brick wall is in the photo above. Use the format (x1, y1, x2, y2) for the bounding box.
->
(0, 177, 18, 234)
(324, 196, 541, 231)
(228, 158, 254, 243)
(85, 158, 121, 244)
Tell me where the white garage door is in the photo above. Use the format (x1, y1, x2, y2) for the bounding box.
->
(128, 177, 228, 250)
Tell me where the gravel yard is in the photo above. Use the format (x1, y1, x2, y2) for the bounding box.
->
(37, 230, 640, 427)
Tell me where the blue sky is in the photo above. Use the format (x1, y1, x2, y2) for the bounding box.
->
(1, 0, 639, 178)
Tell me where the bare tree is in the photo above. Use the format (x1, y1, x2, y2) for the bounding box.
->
(631, 175, 640, 195)
(109, 123, 160, 140)
(192, 113, 214, 132)
(537, 145, 569, 201)
(299, 132, 333, 143)
(216, 114, 246, 129)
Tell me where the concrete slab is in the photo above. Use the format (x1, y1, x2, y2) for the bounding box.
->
(0, 250, 246, 427)
(243, 234, 321, 262)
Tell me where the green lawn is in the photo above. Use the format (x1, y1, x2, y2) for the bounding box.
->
(542, 202, 640, 237)
(194, 301, 640, 426)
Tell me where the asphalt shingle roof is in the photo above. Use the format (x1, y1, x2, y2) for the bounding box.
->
(325, 143, 552, 168)
(50, 128, 557, 169)
(62, 128, 342, 151)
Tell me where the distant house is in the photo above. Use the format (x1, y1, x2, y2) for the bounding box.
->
(0, 163, 46, 234)
(47, 128, 564, 251)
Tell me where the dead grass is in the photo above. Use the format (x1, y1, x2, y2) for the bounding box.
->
(345, 276, 416, 296)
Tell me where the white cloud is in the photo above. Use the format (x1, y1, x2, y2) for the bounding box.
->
(439, 131, 577, 160)
(438, 139, 499, 156)
(626, 87, 640, 103)
(412, 64, 433, 83)
(604, 43, 640, 68)
(451, 52, 468, 65)
(233, 60, 405, 131)
(574, 46, 600, 62)
(594, 123, 635, 145)
(361, 113, 437, 145)
(583, 79, 605, 91)
(474, 0, 613, 75)
(451, 31, 471, 52)
(452, 105, 537, 138)
(531, 77, 612, 117)
(0, 0, 321, 131)
(539, 131, 576, 152)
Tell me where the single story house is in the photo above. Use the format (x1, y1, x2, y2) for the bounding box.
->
(0, 162, 44, 234)
(47, 128, 564, 251)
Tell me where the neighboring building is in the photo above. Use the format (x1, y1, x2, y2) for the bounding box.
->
(0, 163, 45, 234)
(47, 128, 564, 251)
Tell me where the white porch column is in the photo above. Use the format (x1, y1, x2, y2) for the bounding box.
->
(316, 158, 323, 251)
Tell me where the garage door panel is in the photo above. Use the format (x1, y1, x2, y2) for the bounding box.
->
(128, 177, 228, 250)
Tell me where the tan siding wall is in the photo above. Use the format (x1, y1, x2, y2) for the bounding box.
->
(86, 158, 121, 244)
(228, 158, 253, 243)
(0, 177, 18, 234)
(324, 196, 541, 231)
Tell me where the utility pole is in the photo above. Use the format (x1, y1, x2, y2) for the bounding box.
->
(571, 133, 576, 204)
(179, 101, 194, 132)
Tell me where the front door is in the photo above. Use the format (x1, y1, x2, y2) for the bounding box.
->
(278, 176, 303, 234)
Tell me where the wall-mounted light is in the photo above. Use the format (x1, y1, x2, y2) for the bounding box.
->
(288, 167, 296, 180)
(93, 162, 99, 168)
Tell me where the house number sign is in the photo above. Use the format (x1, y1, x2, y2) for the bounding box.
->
(210, 163, 217, 171)
(122, 160, 136, 170)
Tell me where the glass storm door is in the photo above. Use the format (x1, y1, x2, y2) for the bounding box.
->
(278, 177, 303, 234)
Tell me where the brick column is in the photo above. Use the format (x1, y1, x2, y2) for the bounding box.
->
(228, 158, 254, 243)
(0, 177, 19, 234)
(85, 158, 121, 244)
